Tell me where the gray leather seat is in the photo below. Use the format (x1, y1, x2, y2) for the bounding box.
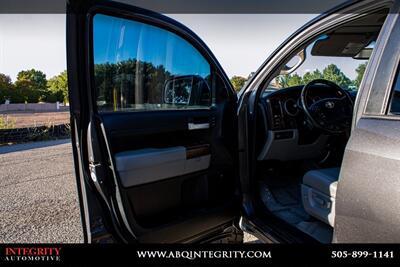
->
(301, 168, 340, 227)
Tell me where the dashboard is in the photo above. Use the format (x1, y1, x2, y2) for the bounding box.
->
(265, 89, 302, 131)
(261, 85, 356, 130)
(257, 85, 356, 161)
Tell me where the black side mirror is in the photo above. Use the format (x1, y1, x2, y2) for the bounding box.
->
(163, 75, 211, 106)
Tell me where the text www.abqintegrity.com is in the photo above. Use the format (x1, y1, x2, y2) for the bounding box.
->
(136, 250, 272, 260)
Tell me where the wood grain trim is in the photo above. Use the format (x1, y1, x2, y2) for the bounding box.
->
(186, 144, 210, 159)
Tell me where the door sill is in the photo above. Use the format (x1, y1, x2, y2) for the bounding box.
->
(239, 217, 279, 243)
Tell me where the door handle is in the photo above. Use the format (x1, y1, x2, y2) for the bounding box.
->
(188, 122, 210, 130)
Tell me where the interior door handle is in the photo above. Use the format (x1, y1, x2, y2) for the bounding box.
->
(188, 122, 210, 130)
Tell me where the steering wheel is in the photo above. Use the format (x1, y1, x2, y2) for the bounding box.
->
(300, 79, 353, 134)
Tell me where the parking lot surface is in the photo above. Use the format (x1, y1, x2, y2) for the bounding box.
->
(0, 140, 83, 243)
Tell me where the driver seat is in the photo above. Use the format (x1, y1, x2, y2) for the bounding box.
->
(301, 168, 340, 227)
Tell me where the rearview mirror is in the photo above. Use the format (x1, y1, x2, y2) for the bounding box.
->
(280, 49, 306, 75)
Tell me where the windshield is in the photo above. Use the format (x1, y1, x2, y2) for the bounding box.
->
(266, 36, 371, 92)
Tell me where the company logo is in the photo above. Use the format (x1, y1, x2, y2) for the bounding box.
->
(325, 101, 335, 109)
(2, 247, 62, 263)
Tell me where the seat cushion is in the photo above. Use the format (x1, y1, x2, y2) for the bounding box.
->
(301, 168, 340, 227)
(303, 168, 340, 197)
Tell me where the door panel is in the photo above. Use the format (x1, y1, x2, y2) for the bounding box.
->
(101, 110, 215, 153)
(334, 7, 400, 243)
(101, 109, 238, 231)
(67, 0, 240, 243)
(335, 119, 400, 242)
(115, 146, 210, 187)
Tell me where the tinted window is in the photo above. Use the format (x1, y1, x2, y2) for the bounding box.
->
(93, 14, 212, 112)
(389, 66, 400, 114)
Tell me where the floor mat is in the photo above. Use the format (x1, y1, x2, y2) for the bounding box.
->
(259, 182, 309, 224)
(259, 181, 332, 242)
(271, 185, 300, 206)
(296, 221, 332, 243)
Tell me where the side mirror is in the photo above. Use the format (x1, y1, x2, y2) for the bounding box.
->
(280, 49, 306, 75)
(163, 75, 211, 106)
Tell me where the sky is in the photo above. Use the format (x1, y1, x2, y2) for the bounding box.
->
(0, 11, 368, 83)
(0, 13, 366, 82)
(0, 13, 319, 82)
(0, 14, 66, 82)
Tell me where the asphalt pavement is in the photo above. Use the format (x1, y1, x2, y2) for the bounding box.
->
(0, 139, 257, 243)
(0, 139, 83, 243)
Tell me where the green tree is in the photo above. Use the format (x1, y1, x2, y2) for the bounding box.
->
(94, 59, 172, 110)
(354, 62, 367, 88)
(14, 69, 47, 103)
(276, 73, 305, 88)
(287, 73, 303, 87)
(303, 69, 323, 84)
(276, 74, 290, 88)
(322, 64, 352, 89)
(47, 71, 68, 103)
(0, 73, 14, 103)
(230, 76, 247, 92)
(0, 73, 12, 88)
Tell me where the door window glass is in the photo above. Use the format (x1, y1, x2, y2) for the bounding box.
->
(93, 14, 212, 112)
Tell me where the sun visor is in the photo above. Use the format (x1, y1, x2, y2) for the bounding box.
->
(311, 34, 374, 58)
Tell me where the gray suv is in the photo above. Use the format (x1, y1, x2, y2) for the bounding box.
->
(67, 0, 400, 243)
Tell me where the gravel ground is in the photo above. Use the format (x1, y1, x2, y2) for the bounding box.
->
(0, 139, 83, 243)
(0, 139, 258, 243)
(0, 111, 70, 128)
